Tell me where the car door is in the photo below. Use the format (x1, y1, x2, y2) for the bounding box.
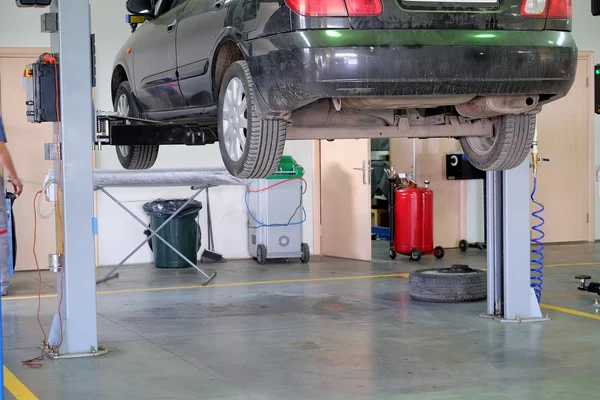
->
(176, 0, 230, 108)
(132, 0, 188, 113)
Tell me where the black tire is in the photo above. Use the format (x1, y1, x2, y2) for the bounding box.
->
(257, 244, 267, 265)
(459, 240, 469, 252)
(410, 248, 422, 262)
(113, 81, 159, 170)
(300, 243, 310, 264)
(409, 267, 487, 303)
(218, 61, 286, 179)
(459, 114, 535, 171)
(389, 250, 397, 260)
(434, 246, 445, 260)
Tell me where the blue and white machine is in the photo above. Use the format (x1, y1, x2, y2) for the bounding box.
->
(246, 156, 310, 265)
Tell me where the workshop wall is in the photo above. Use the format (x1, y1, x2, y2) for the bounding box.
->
(572, 4, 600, 240)
(0, 6, 49, 48)
(0, 1, 315, 266)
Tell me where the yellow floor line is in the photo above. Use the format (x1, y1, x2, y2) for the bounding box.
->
(4, 366, 38, 399)
(541, 303, 600, 321)
(546, 261, 600, 268)
(2, 273, 410, 301)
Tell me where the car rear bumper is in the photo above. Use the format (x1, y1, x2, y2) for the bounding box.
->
(243, 29, 577, 113)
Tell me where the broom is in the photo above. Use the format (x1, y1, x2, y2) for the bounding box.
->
(201, 187, 226, 263)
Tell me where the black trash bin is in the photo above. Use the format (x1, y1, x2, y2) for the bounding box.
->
(143, 199, 202, 269)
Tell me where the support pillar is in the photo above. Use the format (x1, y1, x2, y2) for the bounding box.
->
(48, 0, 101, 356)
(485, 159, 546, 322)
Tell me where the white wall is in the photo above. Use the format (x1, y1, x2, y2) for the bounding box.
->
(1, 0, 315, 265)
(0, 6, 50, 48)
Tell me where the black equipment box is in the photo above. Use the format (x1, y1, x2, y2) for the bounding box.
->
(16, 0, 51, 6)
(24, 61, 60, 123)
(446, 153, 485, 180)
(596, 64, 600, 114)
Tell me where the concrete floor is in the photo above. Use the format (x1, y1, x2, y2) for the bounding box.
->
(2, 241, 600, 399)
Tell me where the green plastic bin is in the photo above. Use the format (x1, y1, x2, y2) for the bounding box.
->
(143, 199, 203, 269)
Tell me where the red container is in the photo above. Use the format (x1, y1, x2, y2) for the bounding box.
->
(389, 184, 444, 261)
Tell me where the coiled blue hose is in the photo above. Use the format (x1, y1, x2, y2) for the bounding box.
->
(530, 175, 545, 303)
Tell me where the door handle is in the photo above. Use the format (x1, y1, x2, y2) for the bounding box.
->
(167, 20, 177, 32)
(214, 0, 224, 10)
(353, 160, 373, 185)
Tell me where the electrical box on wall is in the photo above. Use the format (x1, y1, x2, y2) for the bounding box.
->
(595, 64, 600, 115)
(16, 0, 52, 7)
(446, 153, 485, 181)
(24, 61, 60, 123)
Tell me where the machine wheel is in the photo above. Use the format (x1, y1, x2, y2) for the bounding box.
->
(218, 61, 286, 179)
(409, 265, 487, 303)
(300, 243, 310, 264)
(459, 240, 469, 252)
(410, 248, 422, 262)
(389, 250, 397, 260)
(434, 246, 445, 260)
(113, 81, 159, 170)
(257, 244, 267, 265)
(459, 114, 535, 171)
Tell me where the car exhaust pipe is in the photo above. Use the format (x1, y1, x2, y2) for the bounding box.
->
(456, 95, 540, 118)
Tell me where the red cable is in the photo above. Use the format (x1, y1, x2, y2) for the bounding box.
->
(22, 191, 51, 368)
(23, 61, 66, 367)
(245, 177, 308, 195)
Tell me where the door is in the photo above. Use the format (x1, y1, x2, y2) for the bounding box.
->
(176, 0, 230, 108)
(0, 55, 56, 271)
(389, 138, 466, 248)
(534, 53, 593, 243)
(320, 139, 372, 261)
(132, 0, 188, 112)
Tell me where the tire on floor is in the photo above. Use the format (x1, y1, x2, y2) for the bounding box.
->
(409, 265, 487, 303)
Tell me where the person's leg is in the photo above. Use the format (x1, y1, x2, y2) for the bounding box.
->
(0, 178, 10, 295)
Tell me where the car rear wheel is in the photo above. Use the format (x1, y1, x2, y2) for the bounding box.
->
(218, 61, 286, 179)
(459, 114, 535, 171)
(113, 81, 159, 170)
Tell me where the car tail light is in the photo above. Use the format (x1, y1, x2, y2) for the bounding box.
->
(285, 0, 383, 17)
(521, 0, 548, 17)
(285, 0, 349, 17)
(547, 0, 572, 19)
(345, 0, 383, 16)
(521, 0, 572, 19)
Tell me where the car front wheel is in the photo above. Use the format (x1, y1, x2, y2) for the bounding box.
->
(218, 61, 286, 179)
(113, 81, 159, 170)
(459, 114, 536, 171)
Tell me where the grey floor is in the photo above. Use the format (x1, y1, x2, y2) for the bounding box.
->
(2, 241, 600, 400)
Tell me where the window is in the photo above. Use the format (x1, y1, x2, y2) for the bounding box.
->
(155, 0, 187, 16)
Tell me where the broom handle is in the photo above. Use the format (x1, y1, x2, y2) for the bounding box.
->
(206, 188, 214, 251)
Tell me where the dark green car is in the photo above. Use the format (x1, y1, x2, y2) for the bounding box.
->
(116, 0, 576, 178)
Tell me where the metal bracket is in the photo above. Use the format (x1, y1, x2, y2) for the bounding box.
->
(44, 142, 61, 160)
(46, 345, 108, 360)
(41, 12, 58, 33)
(95, 111, 218, 147)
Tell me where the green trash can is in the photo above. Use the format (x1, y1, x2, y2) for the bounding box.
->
(143, 199, 203, 269)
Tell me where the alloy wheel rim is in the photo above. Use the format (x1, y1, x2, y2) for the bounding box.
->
(222, 78, 248, 162)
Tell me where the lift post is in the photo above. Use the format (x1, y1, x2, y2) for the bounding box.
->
(485, 161, 547, 322)
(46, 0, 102, 357)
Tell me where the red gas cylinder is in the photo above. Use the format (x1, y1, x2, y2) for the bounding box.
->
(391, 185, 444, 261)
